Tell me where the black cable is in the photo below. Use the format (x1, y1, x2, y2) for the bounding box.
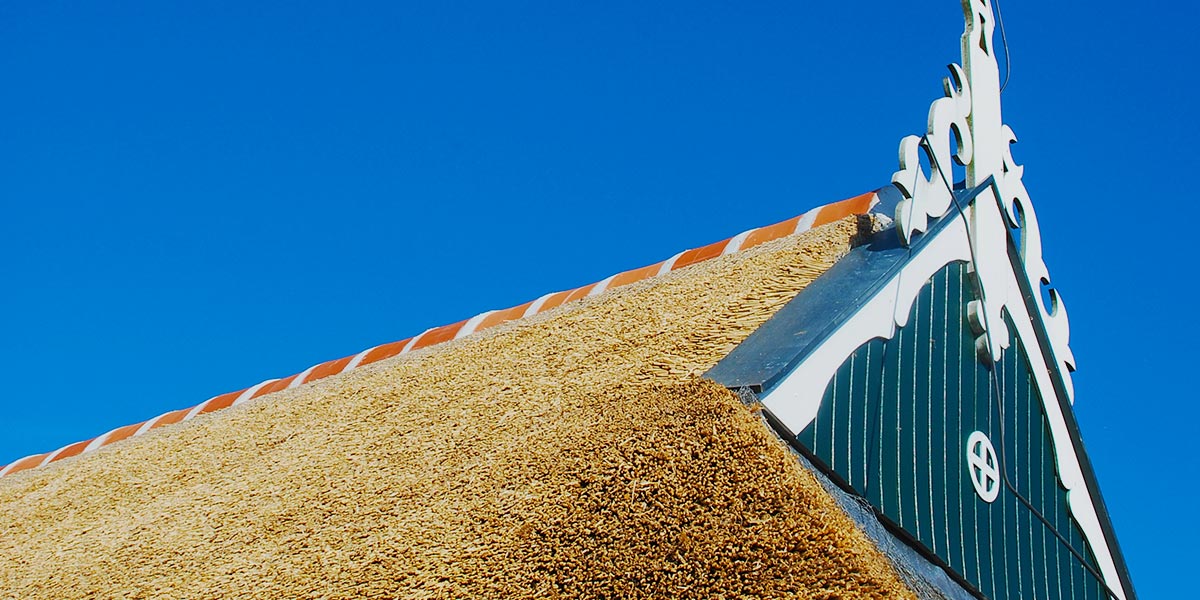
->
(993, 0, 1013, 93)
(920, 136, 1122, 600)
(862, 339, 885, 499)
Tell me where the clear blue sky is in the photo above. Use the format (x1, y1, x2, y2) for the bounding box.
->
(1, 2, 1190, 596)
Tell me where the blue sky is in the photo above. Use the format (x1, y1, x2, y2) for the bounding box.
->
(0, 1, 1191, 596)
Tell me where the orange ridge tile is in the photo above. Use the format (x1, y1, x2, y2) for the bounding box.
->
(1, 190, 881, 478)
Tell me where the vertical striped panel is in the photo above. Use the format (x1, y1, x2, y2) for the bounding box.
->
(795, 262, 1108, 599)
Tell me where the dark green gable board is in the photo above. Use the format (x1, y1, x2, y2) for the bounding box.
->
(796, 261, 1106, 599)
(708, 183, 1135, 599)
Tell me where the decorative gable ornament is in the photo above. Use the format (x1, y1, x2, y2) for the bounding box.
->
(710, 1, 1135, 597)
(892, 0, 1075, 400)
(890, 0, 1122, 594)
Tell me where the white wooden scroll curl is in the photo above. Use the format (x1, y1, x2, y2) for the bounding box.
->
(892, 64, 972, 247)
(995, 126, 1077, 399)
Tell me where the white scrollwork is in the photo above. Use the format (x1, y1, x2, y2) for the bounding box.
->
(994, 127, 1077, 398)
(891, 64, 972, 246)
(891, 0, 1076, 407)
(871, 0, 1114, 595)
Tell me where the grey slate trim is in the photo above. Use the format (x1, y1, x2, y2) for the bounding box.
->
(706, 184, 961, 394)
(787, 432, 980, 600)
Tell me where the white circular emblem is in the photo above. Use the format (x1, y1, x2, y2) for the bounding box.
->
(966, 431, 1000, 503)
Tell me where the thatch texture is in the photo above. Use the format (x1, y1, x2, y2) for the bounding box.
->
(0, 215, 913, 599)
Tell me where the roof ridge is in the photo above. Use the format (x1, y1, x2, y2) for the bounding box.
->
(0, 191, 880, 478)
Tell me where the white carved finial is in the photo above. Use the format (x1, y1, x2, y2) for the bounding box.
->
(890, 0, 1077, 407)
(961, 0, 1001, 186)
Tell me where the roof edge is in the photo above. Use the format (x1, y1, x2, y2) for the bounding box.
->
(1, 190, 883, 478)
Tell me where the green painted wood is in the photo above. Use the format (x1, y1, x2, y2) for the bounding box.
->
(796, 262, 1108, 599)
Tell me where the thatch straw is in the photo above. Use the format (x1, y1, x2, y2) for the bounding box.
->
(0, 215, 913, 599)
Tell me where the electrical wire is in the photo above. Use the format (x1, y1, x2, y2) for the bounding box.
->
(993, 0, 1013, 93)
(920, 136, 1122, 600)
(862, 336, 886, 500)
(823, 138, 1117, 596)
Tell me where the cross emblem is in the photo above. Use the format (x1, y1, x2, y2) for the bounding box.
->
(966, 431, 1000, 503)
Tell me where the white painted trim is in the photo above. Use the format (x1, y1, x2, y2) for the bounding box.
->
(400, 329, 431, 354)
(889, 2, 1074, 404)
(233, 379, 280, 406)
(36, 447, 67, 468)
(132, 413, 168, 438)
(587, 275, 618, 297)
(656, 251, 685, 276)
(721, 229, 755, 255)
(342, 347, 373, 372)
(81, 429, 118, 454)
(761, 214, 972, 434)
(794, 209, 819, 234)
(287, 366, 316, 389)
(181, 396, 218, 423)
(523, 292, 558, 318)
(0, 456, 40, 477)
(987, 239, 1122, 597)
(455, 310, 497, 339)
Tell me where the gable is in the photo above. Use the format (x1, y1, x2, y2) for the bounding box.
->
(709, 181, 1136, 598)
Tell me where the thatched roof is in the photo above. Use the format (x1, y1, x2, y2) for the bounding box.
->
(0, 214, 915, 598)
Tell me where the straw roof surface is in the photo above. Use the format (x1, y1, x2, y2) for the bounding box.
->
(0, 215, 914, 599)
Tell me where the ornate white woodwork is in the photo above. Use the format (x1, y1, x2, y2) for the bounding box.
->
(890, 0, 1075, 401)
(892, 64, 972, 247)
(764, 1, 1123, 597)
